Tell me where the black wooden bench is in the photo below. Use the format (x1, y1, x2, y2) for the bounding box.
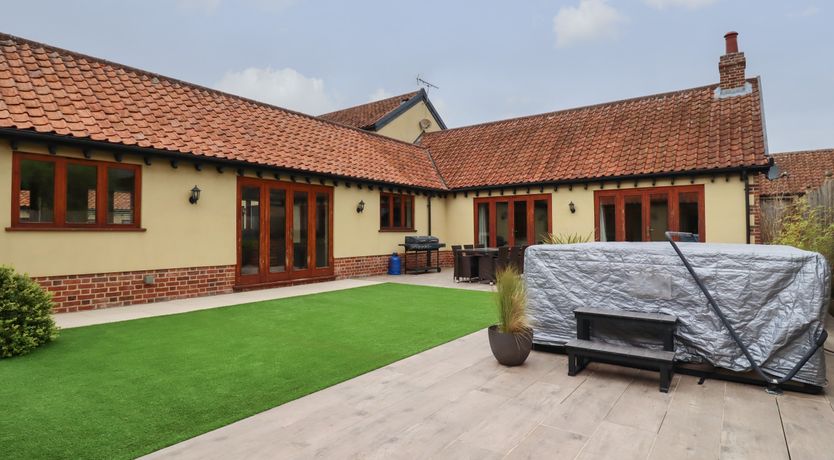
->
(565, 307, 677, 392)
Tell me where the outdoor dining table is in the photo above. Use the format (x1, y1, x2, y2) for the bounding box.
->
(459, 247, 499, 284)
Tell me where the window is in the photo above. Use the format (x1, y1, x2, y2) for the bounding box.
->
(473, 194, 552, 247)
(594, 185, 705, 242)
(11, 152, 141, 230)
(379, 192, 415, 231)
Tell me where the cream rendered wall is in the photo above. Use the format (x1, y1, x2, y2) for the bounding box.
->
(375, 101, 442, 144)
(441, 193, 475, 247)
(0, 142, 237, 277)
(435, 175, 748, 246)
(0, 137, 751, 278)
(333, 186, 431, 258)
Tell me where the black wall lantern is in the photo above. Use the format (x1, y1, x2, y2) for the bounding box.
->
(568, 201, 576, 214)
(356, 200, 365, 213)
(189, 185, 201, 204)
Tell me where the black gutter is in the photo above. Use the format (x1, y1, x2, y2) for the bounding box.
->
(449, 165, 770, 193)
(743, 171, 751, 244)
(427, 196, 432, 236)
(0, 128, 447, 194)
(2, 128, 770, 199)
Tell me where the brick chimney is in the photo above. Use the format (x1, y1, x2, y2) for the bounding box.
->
(718, 31, 746, 91)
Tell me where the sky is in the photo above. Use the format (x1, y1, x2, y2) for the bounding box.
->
(3, 0, 833, 153)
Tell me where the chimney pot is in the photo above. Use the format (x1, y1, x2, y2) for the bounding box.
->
(724, 31, 739, 54)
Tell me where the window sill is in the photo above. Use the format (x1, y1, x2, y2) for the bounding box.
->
(6, 226, 147, 232)
(379, 228, 417, 233)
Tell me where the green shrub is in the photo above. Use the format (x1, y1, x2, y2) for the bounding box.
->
(540, 232, 592, 244)
(0, 266, 58, 358)
(772, 198, 834, 315)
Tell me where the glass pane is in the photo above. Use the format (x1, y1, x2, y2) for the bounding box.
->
(269, 189, 286, 273)
(679, 192, 700, 238)
(240, 186, 260, 275)
(624, 195, 643, 242)
(534, 200, 548, 244)
(380, 195, 389, 228)
(19, 159, 55, 223)
(107, 168, 135, 224)
(649, 194, 669, 241)
(477, 203, 490, 246)
(392, 195, 402, 228)
(293, 191, 308, 270)
(315, 192, 329, 268)
(66, 163, 97, 224)
(404, 196, 413, 229)
(514, 200, 528, 246)
(599, 196, 615, 242)
(496, 202, 509, 247)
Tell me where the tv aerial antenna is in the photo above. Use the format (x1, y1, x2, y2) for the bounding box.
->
(416, 75, 439, 93)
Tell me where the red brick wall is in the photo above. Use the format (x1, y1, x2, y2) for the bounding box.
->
(38, 252, 456, 313)
(749, 172, 763, 244)
(35, 265, 235, 313)
(719, 52, 746, 90)
(334, 251, 453, 278)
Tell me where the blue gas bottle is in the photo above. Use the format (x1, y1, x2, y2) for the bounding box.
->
(388, 252, 401, 275)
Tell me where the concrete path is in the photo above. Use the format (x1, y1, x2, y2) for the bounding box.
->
(365, 268, 495, 292)
(55, 268, 488, 329)
(55, 278, 382, 329)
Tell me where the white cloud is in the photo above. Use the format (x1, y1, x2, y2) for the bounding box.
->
(368, 88, 393, 102)
(553, 0, 627, 48)
(644, 0, 717, 9)
(214, 67, 336, 114)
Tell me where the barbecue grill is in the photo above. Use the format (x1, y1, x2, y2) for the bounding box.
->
(399, 236, 446, 274)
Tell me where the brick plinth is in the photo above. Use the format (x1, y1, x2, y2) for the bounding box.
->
(334, 251, 454, 278)
(35, 265, 235, 313)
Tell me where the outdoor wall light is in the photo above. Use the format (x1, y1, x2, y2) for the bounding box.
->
(569, 201, 576, 214)
(189, 185, 201, 204)
(356, 200, 365, 213)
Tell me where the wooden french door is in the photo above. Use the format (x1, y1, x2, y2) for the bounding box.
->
(473, 194, 552, 247)
(594, 185, 705, 242)
(237, 177, 333, 286)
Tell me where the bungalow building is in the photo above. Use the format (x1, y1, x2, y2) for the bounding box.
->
(0, 31, 770, 313)
(319, 89, 446, 143)
(760, 149, 834, 199)
(758, 149, 834, 242)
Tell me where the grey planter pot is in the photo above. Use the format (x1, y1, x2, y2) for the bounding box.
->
(488, 325, 533, 366)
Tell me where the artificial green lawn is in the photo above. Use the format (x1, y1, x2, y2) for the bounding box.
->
(0, 283, 493, 459)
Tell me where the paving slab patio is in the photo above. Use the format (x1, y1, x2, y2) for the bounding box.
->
(144, 327, 834, 460)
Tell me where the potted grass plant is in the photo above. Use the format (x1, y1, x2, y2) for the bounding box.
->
(488, 266, 533, 366)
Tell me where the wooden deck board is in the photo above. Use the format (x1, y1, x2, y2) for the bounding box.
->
(541, 363, 638, 436)
(720, 382, 789, 460)
(576, 420, 656, 460)
(145, 328, 834, 460)
(778, 393, 834, 460)
(605, 370, 678, 433)
(648, 376, 725, 460)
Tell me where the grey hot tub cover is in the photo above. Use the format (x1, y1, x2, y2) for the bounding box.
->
(524, 242, 830, 386)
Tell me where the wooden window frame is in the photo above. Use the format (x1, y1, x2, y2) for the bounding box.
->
(379, 192, 415, 232)
(472, 193, 552, 247)
(235, 177, 334, 287)
(9, 152, 142, 231)
(593, 184, 705, 242)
